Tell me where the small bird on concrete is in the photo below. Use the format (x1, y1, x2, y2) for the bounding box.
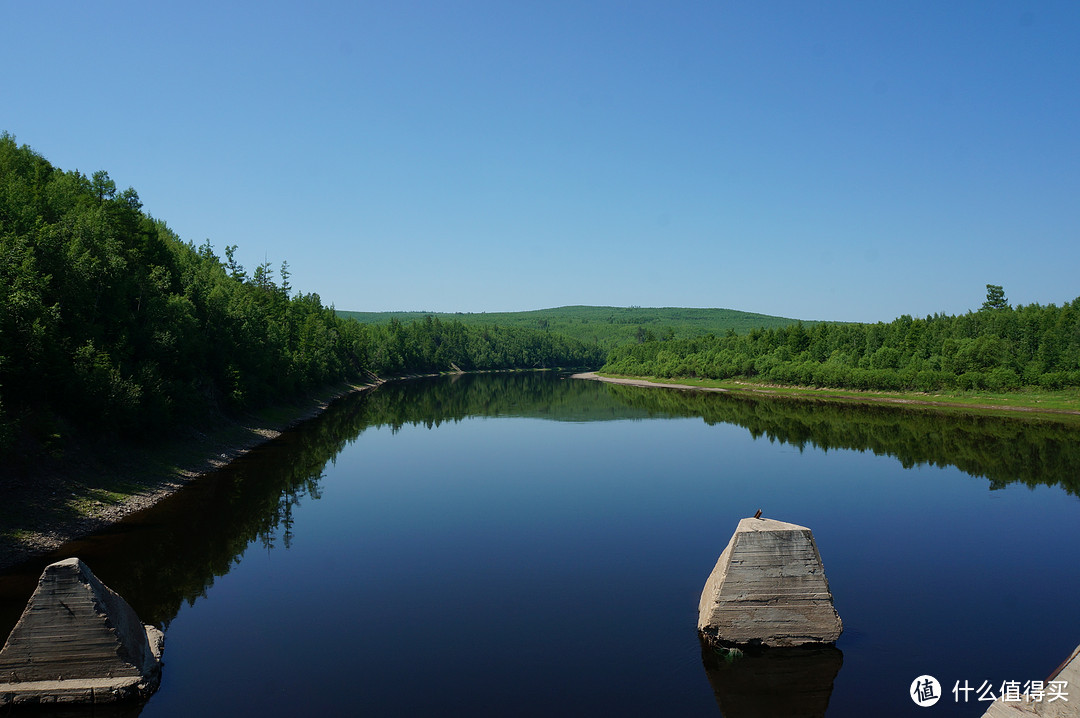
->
(753, 509, 763, 519)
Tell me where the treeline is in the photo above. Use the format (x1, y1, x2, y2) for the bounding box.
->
(340, 304, 803, 349)
(603, 288, 1080, 393)
(0, 135, 601, 459)
(364, 317, 604, 377)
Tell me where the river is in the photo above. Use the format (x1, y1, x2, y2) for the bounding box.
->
(2, 372, 1078, 716)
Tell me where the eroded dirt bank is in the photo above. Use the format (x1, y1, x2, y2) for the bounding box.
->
(0, 381, 380, 572)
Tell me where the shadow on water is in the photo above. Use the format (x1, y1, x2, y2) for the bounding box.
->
(1, 704, 146, 718)
(699, 640, 844, 718)
(1, 371, 1078, 714)
(0, 374, 664, 635)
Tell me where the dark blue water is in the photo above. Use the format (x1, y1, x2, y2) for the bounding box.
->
(2, 373, 1078, 716)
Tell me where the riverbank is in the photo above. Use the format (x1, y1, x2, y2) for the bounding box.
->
(574, 372, 1080, 420)
(0, 367, 595, 572)
(0, 380, 381, 572)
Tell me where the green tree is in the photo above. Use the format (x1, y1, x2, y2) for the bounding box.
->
(982, 284, 1009, 311)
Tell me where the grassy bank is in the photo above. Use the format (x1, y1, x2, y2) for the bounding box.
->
(0, 380, 376, 571)
(591, 372, 1080, 421)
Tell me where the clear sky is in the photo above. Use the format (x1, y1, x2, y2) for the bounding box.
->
(4, 1, 1078, 322)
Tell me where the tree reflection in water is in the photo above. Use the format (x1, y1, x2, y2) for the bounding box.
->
(2, 372, 1077, 663)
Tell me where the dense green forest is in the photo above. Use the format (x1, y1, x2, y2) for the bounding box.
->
(338, 305, 805, 349)
(603, 286, 1080, 392)
(0, 135, 601, 462)
(5, 132, 1077, 473)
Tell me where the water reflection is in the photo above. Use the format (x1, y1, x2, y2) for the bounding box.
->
(0, 372, 1078, 716)
(3, 373, 1079, 638)
(602, 383, 1080, 495)
(0, 373, 674, 636)
(356, 373, 1080, 495)
(699, 640, 844, 718)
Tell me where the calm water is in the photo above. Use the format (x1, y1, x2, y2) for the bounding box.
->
(2, 373, 1079, 717)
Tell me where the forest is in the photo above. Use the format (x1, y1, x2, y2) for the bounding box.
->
(602, 286, 1080, 393)
(4, 132, 1079, 471)
(0, 135, 602, 463)
(339, 305, 803, 349)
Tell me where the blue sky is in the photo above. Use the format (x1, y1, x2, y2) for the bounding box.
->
(4, 1, 1078, 322)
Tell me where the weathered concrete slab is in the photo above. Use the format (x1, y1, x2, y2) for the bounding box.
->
(0, 558, 163, 706)
(698, 516, 842, 648)
(982, 643, 1080, 718)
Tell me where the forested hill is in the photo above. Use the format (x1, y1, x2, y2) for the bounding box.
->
(0, 135, 602, 462)
(603, 286, 1080, 393)
(338, 305, 806, 348)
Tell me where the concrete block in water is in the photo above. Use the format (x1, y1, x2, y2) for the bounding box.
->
(0, 558, 164, 706)
(981, 643, 1080, 717)
(698, 516, 842, 648)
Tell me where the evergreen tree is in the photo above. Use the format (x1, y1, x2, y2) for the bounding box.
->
(982, 284, 1009, 311)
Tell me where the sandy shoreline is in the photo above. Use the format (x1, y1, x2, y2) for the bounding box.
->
(572, 371, 733, 393)
(572, 371, 1080, 416)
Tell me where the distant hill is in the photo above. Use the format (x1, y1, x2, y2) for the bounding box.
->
(336, 305, 808, 348)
